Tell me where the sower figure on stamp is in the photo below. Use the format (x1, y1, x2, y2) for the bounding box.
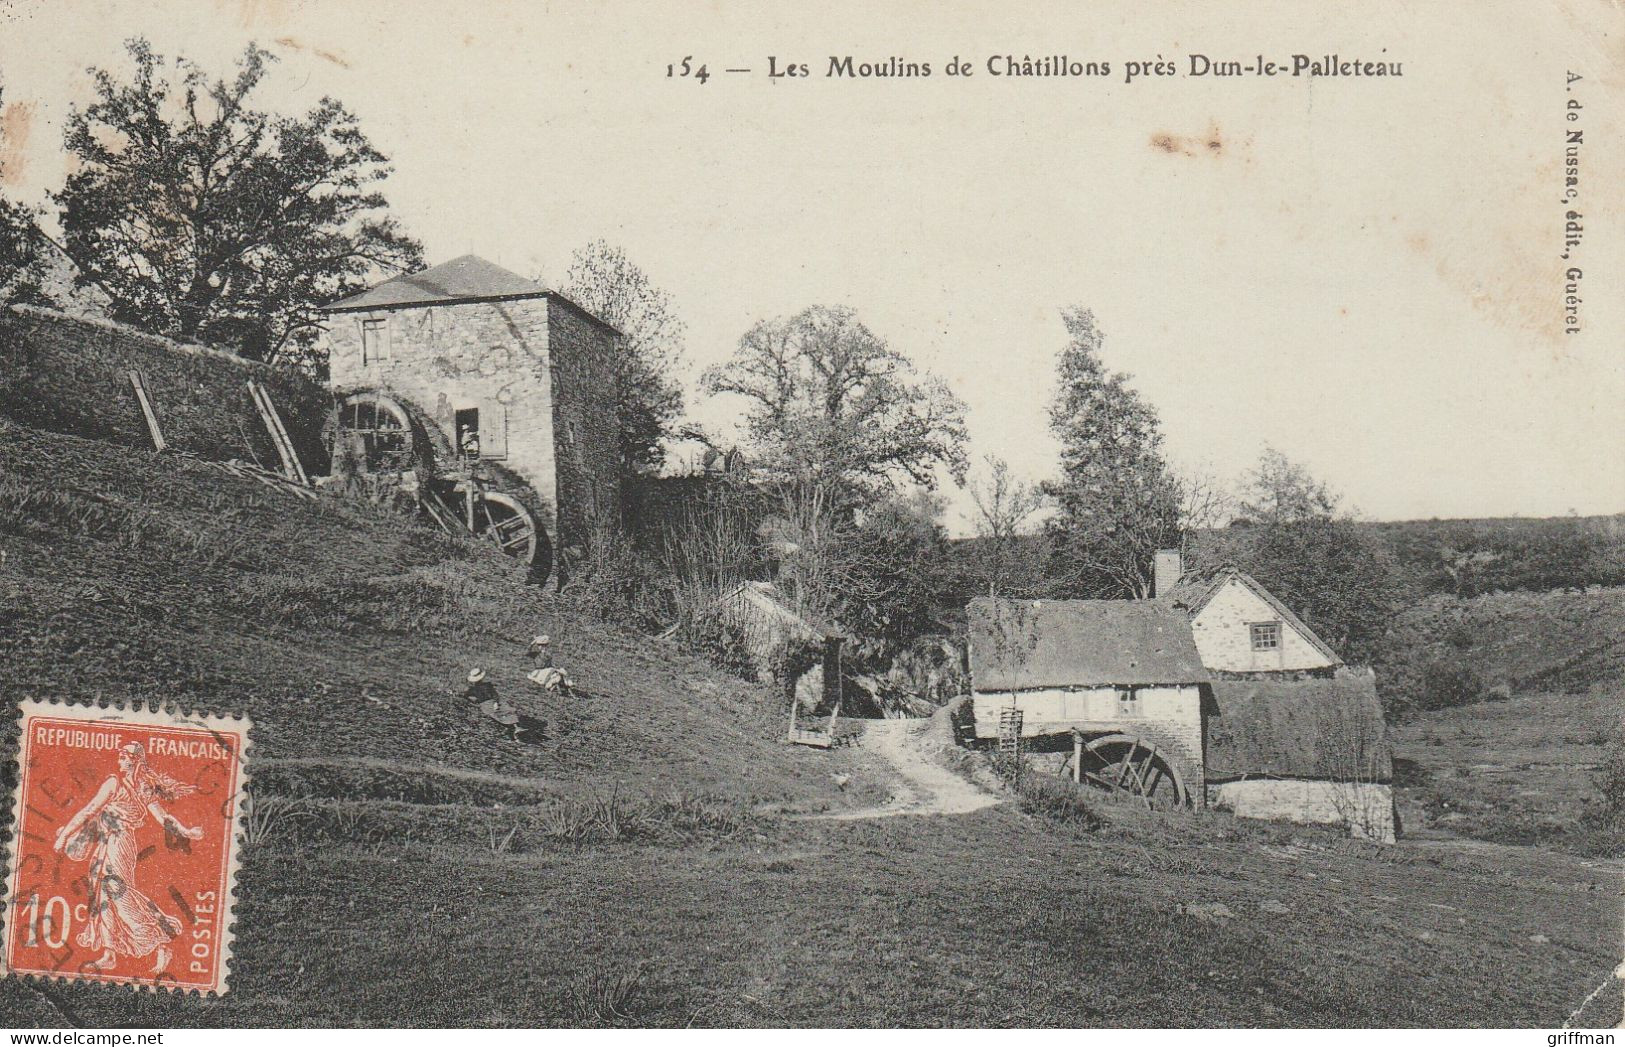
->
(53, 741, 205, 976)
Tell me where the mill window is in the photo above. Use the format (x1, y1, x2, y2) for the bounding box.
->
(360, 318, 391, 364)
(1116, 686, 1140, 715)
(1250, 622, 1282, 652)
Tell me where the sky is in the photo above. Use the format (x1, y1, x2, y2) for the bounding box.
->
(1, 0, 1620, 534)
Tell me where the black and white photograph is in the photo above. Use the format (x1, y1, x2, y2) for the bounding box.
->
(0, 0, 1620, 1032)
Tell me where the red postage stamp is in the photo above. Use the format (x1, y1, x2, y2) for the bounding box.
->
(3, 700, 250, 994)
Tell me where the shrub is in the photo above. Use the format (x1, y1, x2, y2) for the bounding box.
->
(558, 536, 674, 633)
(564, 964, 647, 1026)
(239, 789, 314, 847)
(679, 607, 758, 681)
(990, 757, 1105, 830)
(1419, 655, 1485, 710)
(1015, 771, 1107, 830)
(536, 786, 650, 848)
(653, 790, 743, 837)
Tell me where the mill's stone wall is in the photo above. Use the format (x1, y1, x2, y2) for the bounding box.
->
(1191, 579, 1339, 673)
(546, 297, 622, 558)
(324, 297, 561, 536)
(321, 292, 623, 571)
(0, 305, 329, 469)
(1209, 778, 1397, 843)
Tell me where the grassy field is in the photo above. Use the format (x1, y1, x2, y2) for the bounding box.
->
(1386, 589, 1625, 854)
(5, 796, 1619, 1027)
(1, 419, 1621, 1027)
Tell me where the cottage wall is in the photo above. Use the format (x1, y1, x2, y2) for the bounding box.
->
(324, 297, 560, 535)
(1209, 779, 1396, 843)
(546, 298, 623, 557)
(970, 685, 1205, 793)
(1190, 579, 1338, 673)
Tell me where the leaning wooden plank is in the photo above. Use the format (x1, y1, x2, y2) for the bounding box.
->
(127, 371, 167, 452)
(263, 387, 308, 485)
(247, 380, 309, 486)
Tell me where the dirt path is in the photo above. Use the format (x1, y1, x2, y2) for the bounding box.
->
(810, 718, 1000, 820)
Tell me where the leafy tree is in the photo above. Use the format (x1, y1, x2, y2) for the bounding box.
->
(0, 86, 51, 306)
(834, 490, 952, 657)
(560, 240, 686, 474)
(1042, 307, 1185, 598)
(56, 39, 422, 365)
(703, 304, 968, 511)
(1228, 448, 1410, 665)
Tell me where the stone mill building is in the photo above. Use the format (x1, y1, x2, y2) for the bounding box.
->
(318, 255, 622, 576)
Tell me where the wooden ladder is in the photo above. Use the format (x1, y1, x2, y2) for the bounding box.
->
(247, 380, 308, 486)
(998, 707, 1024, 781)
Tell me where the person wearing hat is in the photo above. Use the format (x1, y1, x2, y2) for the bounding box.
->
(525, 635, 574, 694)
(463, 668, 524, 740)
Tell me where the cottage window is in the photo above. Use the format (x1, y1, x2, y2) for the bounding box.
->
(1250, 622, 1282, 652)
(360, 318, 391, 364)
(1116, 686, 1140, 715)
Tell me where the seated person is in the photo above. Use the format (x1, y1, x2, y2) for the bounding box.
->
(525, 634, 575, 693)
(463, 667, 528, 741)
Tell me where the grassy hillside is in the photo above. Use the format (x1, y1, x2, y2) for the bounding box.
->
(1, 418, 1620, 1027)
(0, 417, 865, 806)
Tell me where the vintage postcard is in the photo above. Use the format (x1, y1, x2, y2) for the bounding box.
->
(2, 701, 248, 994)
(0, 0, 1619, 1034)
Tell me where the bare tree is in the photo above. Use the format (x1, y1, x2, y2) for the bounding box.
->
(703, 304, 968, 512)
(967, 455, 1046, 598)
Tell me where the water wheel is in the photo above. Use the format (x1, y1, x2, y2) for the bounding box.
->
(1072, 732, 1191, 808)
(323, 392, 421, 476)
(421, 478, 550, 575)
(474, 490, 540, 563)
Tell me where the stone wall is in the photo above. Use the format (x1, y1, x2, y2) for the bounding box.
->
(324, 297, 559, 536)
(546, 297, 623, 558)
(0, 305, 329, 470)
(1191, 578, 1339, 672)
(1209, 778, 1396, 843)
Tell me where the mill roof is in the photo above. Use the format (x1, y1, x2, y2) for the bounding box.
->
(967, 597, 1207, 691)
(322, 255, 619, 332)
(1206, 674, 1392, 782)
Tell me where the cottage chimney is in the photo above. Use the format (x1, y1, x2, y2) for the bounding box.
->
(1153, 549, 1183, 598)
